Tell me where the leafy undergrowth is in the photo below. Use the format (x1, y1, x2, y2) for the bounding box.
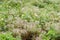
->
(0, 0, 60, 40)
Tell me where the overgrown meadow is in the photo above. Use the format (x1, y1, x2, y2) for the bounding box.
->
(0, 0, 60, 40)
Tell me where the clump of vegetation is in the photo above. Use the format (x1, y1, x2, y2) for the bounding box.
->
(0, 0, 60, 40)
(0, 32, 16, 40)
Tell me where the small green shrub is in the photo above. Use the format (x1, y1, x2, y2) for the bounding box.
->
(0, 32, 16, 40)
(43, 29, 56, 40)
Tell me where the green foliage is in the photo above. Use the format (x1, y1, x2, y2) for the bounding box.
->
(43, 29, 56, 40)
(0, 0, 60, 40)
(0, 13, 8, 31)
(0, 32, 16, 40)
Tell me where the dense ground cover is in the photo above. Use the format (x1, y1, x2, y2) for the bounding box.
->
(0, 0, 60, 40)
